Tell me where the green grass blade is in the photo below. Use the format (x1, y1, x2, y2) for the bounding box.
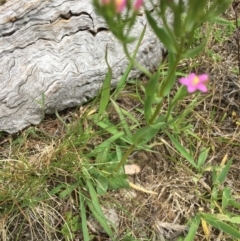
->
(166, 132, 198, 169)
(201, 213, 240, 239)
(86, 180, 113, 237)
(215, 214, 240, 224)
(229, 199, 240, 209)
(222, 187, 231, 210)
(79, 194, 90, 241)
(182, 41, 207, 59)
(144, 71, 161, 123)
(197, 148, 209, 168)
(97, 131, 125, 149)
(113, 25, 147, 98)
(217, 159, 232, 184)
(98, 47, 112, 115)
(94, 120, 132, 145)
(132, 122, 163, 145)
(59, 183, 79, 199)
(110, 98, 132, 138)
(145, 10, 177, 53)
(184, 214, 201, 241)
(121, 108, 140, 126)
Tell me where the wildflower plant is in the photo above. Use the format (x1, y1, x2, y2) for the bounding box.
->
(93, 0, 232, 164)
(91, 0, 240, 240)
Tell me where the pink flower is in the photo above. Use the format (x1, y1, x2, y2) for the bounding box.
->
(179, 73, 209, 93)
(115, 0, 127, 13)
(134, 0, 143, 11)
(102, 0, 126, 13)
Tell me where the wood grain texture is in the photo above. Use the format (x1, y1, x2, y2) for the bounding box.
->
(0, 0, 167, 133)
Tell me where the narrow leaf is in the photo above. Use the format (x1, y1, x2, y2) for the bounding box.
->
(166, 132, 198, 169)
(217, 160, 232, 184)
(86, 180, 113, 237)
(145, 10, 177, 53)
(183, 41, 206, 59)
(79, 195, 90, 241)
(197, 148, 209, 168)
(222, 187, 231, 210)
(144, 71, 160, 123)
(59, 183, 78, 199)
(98, 47, 112, 115)
(111, 98, 132, 138)
(201, 213, 240, 239)
(185, 214, 201, 241)
(97, 175, 109, 195)
(113, 25, 146, 98)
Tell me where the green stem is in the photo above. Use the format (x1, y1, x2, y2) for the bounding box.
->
(149, 42, 185, 124)
(123, 44, 152, 78)
(114, 144, 135, 172)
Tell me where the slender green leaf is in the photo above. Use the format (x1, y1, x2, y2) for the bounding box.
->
(197, 148, 209, 168)
(86, 180, 113, 237)
(215, 214, 240, 224)
(98, 47, 112, 115)
(229, 199, 240, 209)
(121, 108, 140, 126)
(79, 195, 90, 241)
(167, 86, 188, 118)
(132, 119, 166, 145)
(206, 0, 233, 22)
(59, 183, 78, 199)
(184, 214, 201, 241)
(182, 41, 206, 59)
(222, 187, 231, 210)
(94, 120, 132, 145)
(55, 110, 68, 130)
(201, 213, 240, 239)
(145, 11, 177, 53)
(97, 175, 109, 195)
(144, 71, 161, 123)
(166, 132, 198, 169)
(210, 17, 232, 25)
(217, 160, 232, 184)
(162, 53, 177, 97)
(172, 0, 185, 37)
(115, 145, 122, 162)
(113, 25, 146, 98)
(48, 184, 66, 196)
(98, 132, 124, 149)
(108, 174, 129, 190)
(111, 98, 132, 138)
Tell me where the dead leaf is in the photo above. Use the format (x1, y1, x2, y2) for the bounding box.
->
(129, 182, 157, 195)
(154, 221, 188, 240)
(201, 218, 210, 240)
(124, 164, 141, 175)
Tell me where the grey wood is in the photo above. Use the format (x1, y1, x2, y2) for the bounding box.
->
(0, 0, 166, 133)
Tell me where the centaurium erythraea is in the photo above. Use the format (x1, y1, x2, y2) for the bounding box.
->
(179, 73, 209, 93)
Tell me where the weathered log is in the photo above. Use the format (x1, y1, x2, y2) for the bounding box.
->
(0, 0, 166, 133)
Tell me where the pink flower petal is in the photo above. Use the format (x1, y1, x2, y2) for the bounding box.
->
(197, 84, 208, 92)
(198, 74, 208, 82)
(134, 0, 143, 11)
(115, 0, 126, 12)
(188, 73, 197, 80)
(179, 77, 190, 85)
(179, 73, 209, 93)
(187, 85, 197, 93)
